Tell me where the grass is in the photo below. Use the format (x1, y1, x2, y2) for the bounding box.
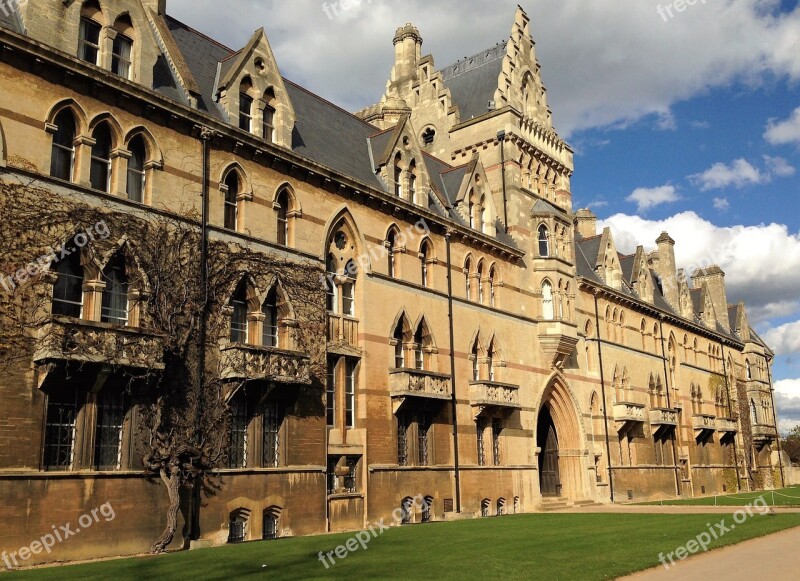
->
(5, 512, 800, 580)
(639, 486, 800, 506)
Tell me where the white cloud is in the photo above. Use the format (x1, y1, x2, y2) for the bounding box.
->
(626, 185, 679, 212)
(688, 156, 795, 191)
(690, 120, 710, 129)
(764, 321, 800, 357)
(166, 0, 800, 136)
(764, 155, 796, 178)
(775, 379, 800, 432)
(598, 211, 800, 323)
(765, 107, 800, 146)
(713, 197, 730, 211)
(689, 159, 764, 191)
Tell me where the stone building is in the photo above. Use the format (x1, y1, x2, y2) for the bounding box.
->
(0, 0, 783, 566)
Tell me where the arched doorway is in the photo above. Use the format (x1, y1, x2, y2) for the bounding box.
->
(537, 406, 560, 496)
(536, 377, 587, 500)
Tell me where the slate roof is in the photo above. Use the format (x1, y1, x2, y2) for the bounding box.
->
(440, 42, 507, 122)
(164, 15, 231, 120)
(575, 236, 603, 284)
(530, 198, 569, 220)
(284, 79, 386, 191)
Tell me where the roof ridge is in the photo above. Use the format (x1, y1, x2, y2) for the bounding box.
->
(421, 151, 455, 170)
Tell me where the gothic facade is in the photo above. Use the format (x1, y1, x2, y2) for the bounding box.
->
(0, 1, 782, 565)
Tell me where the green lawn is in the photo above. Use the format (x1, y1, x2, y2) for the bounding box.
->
(640, 486, 800, 506)
(5, 513, 800, 580)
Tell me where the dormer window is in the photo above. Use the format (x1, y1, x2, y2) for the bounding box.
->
(79, 18, 101, 65)
(263, 105, 275, 143)
(239, 93, 253, 132)
(111, 34, 133, 79)
(538, 225, 550, 257)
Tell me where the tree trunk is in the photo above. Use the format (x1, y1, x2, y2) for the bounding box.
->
(151, 468, 181, 553)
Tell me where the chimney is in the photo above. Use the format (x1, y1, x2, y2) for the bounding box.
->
(691, 265, 730, 331)
(392, 23, 422, 82)
(653, 232, 679, 310)
(574, 209, 597, 239)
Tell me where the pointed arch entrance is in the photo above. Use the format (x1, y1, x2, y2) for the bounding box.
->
(536, 376, 586, 500)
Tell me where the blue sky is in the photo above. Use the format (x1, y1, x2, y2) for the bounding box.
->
(169, 0, 800, 430)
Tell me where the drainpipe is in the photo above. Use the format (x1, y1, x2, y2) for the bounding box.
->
(592, 292, 614, 502)
(658, 320, 682, 496)
(445, 229, 461, 513)
(720, 345, 743, 492)
(766, 359, 785, 487)
(191, 127, 213, 541)
(497, 130, 508, 233)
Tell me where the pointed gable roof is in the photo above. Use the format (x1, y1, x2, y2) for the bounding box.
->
(440, 42, 507, 122)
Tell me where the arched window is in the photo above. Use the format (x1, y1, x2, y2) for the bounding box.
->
(101, 255, 129, 325)
(479, 195, 487, 233)
(414, 324, 425, 370)
(393, 318, 406, 368)
(228, 508, 250, 544)
(263, 104, 275, 142)
(468, 189, 475, 229)
(538, 224, 549, 257)
(276, 189, 289, 246)
(223, 170, 239, 231)
(471, 338, 480, 381)
(78, 4, 102, 65)
(342, 259, 357, 317)
(464, 257, 472, 299)
(262, 287, 279, 347)
(420, 241, 432, 287)
(239, 79, 254, 132)
(477, 262, 484, 304)
(263, 507, 280, 540)
(487, 339, 495, 381)
(52, 249, 83, 318)
(542, 281, 554, 320)
(488, 266, 496, 307)
(111, 15, 134, 79)
(50, 109, 76, 181)
(408, 160, 417, 202)
(325, 253, 338, 313)
(394, 153, 403, 197)
(750, 399, 758, 425)
(387, 229, 397, 278)
(230, 280, 248, 343)
(90, 123, 112, 192)
(126, 135, 146, 202)
(745, 359, 752, 380)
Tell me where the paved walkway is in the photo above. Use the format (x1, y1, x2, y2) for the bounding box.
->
(617, 525, 800, 580)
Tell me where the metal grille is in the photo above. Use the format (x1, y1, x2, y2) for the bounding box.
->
(476, 420, 485, 467)
(263, 512, 278, 540)
(228, 397, 248, 469)
(492, 419, 502, 466)
(95, 391, 125, 470)
(44, 389, 78, 470)
(262, 399, 282, 468)
(418, 412, 429, 466)
(344, 457, 358, 493)
(228, 520, 246, 544)
(397, 413, 409, 466)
